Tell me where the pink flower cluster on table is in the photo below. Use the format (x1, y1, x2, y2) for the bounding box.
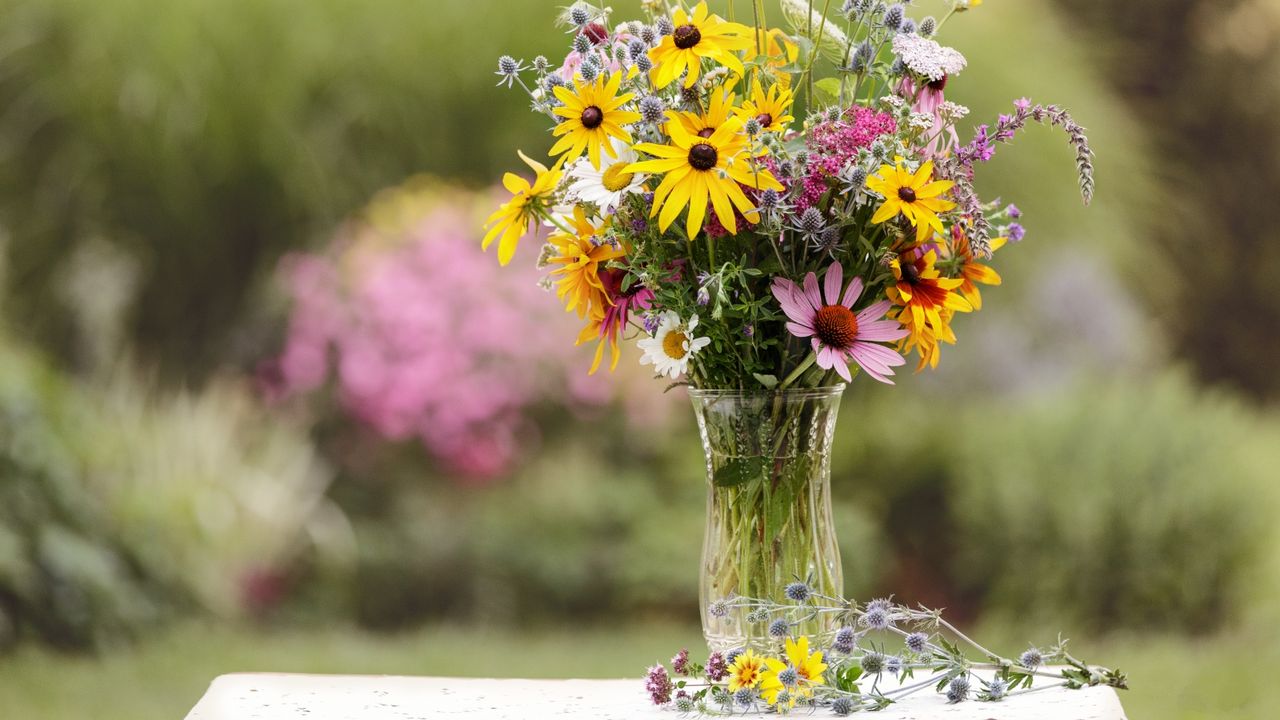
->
(265, 183, 650, 482)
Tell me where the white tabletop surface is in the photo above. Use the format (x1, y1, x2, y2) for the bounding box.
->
(185, 672, 1128, 719)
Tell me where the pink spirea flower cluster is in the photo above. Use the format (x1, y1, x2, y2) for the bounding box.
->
(265, 181, 617, 483)
(800, 106, 897, 210)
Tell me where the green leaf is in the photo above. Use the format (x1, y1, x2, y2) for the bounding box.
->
(712, 457, 768, 487)
(753, 373, 779, 389)
(764, 481, 793, 543)
(813, 77, 843, 106)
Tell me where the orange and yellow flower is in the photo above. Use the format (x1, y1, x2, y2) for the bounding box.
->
(545, 206, 625, 318)
(949, 229, 1004, 311)
(649, 2, 754, 89)
(886, 248, 972, 370)
(482, 151, 565, 266)
(727, 649, 768, 692)
(549, 72, 642, 169)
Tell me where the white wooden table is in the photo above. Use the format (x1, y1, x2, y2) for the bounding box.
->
(185, 672, 1127, 719)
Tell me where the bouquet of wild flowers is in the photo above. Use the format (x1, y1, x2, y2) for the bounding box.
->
(485, 0, 1092, 390)
(644, 584, 1126, 715)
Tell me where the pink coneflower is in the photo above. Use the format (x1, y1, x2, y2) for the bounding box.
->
(899, 76, 959, 158)
(771, 262, 910, 384)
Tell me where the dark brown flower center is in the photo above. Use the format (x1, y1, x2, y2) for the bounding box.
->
(754, 112, 773, 128)
(897, 186, 917, 203)
(696, 127, 716, 138)
(899, 259, 921, 284)
(688, 143, 717, 171)
(928, 74, 948, 92)
(581, 106, 604, 129)
(673, 24, 702, 49)
(814, 305, 859, 349)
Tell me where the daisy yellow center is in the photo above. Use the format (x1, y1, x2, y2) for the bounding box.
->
(580, 105, 604, 129)
(735, 664, 760, 685)
(897, 186, 917, 202)
(662, 330, 689, 359)
(673, 24, 701, 49)
(688, 143, 718, 171)
(814, 305, 858, 349)
(601, 163, 635, 191)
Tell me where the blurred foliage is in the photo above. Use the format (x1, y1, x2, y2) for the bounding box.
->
(1049, 0, 1280, 399)
(840, 371, 1276, 632)
(0, 330, 347, 650)
(0, 0, 573, 378)
(950, 372, 1273, 631)
(0, 0, 1274, 667)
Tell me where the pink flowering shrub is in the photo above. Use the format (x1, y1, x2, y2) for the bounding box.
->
(266, 178, 638, 482)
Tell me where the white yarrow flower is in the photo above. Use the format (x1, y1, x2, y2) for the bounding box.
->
(566, 137, 646, 212)
(891, 34, 967, 81)
(638, 311, 711, 379)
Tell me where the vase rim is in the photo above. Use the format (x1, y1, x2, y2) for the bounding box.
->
(686, 384, 846, 400)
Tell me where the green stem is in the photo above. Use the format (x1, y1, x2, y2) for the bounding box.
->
(778, 353, 817, 390)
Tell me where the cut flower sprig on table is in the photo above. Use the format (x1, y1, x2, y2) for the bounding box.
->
(644, 585, 1127, 715)
(486, 0, 1094, 388)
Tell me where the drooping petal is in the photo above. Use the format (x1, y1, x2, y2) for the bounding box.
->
(832, 353, 853, 382)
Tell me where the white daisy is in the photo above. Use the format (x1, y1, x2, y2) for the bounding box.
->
(638, 311, 711, 379)
(566, 137, 646, 212)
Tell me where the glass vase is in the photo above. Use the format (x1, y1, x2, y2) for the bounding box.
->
(690, 386, 845, 652)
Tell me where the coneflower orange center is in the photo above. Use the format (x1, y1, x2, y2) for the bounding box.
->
(688, 143, 718, 170)
(898, 186, 917, 202)
(814, 305, 858, 349)
(601, 163, 635, 191)
(580, 105, 604, 129)
(673, 24, 701, 49)
(662, 330, 688, 359)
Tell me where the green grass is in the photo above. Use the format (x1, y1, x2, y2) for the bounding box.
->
(0, 622, 1275, 719)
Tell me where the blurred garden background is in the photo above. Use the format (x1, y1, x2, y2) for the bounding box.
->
(0, 0, 1277, 717)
